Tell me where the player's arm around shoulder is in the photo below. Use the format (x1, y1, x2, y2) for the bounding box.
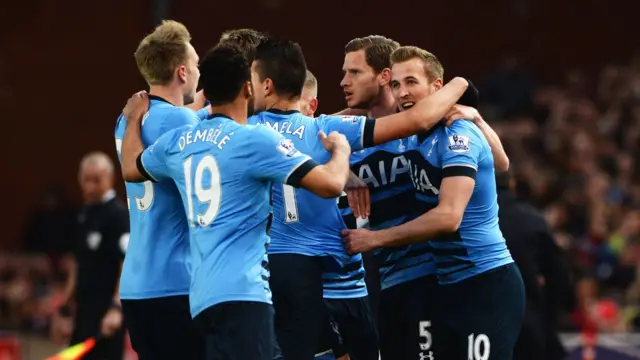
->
(369, 77, 470, 145)
(298, 130, 352, 198)
(120, 92, 178, 183)
(445, 105, 509, 172)
(469, 115, 509, 172)
(120, 92, 149, 182)
(317, 114, 372, 152)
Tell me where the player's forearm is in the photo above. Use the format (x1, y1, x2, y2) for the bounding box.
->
(376, 206, 461, 247)
(318, 149, 351, 197)
(411, 77, 469, 130)
(474, 116, 509, 172)
(371, 78, 468, 145)
(121, 120, 146, 182)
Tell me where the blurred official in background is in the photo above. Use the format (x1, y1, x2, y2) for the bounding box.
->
(51, 152, 129, 360)
(496, 172, 572, 360)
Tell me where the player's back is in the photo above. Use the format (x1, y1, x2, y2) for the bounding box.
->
(114, 96, 198, 299)
(145, 114, 311, 316)
(405, 120, 512, 284)
(249, 110, 352, 263)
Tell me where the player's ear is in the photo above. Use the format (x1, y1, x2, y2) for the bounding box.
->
(433, 78, 444, 91)
(244, 81, 253, 99)
(309, 98, 318, 115)
(264, 78, 274, 97)
(378, 68, 392, 86)
(177, 65, 187, 84)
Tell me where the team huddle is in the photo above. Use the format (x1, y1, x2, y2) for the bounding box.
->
(113, 20, 525, 360)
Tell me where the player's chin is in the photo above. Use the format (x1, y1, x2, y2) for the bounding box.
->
(184, 92, 196, 105)
(348, 98, 366, 110)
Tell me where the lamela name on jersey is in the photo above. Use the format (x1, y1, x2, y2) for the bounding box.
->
(264, 121, 306, 140)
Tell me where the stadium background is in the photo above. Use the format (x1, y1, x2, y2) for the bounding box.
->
(1, 0, 639, 358)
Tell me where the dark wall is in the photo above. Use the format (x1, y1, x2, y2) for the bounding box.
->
(1, 0, 636, 249)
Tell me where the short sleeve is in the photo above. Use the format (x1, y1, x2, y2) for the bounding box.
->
(317, 114, 375, 151)
(137, 130, 174, 182)
(247, 126, 317, 187)
(438, 121, 483, 179)
(160, 107, 200, 134)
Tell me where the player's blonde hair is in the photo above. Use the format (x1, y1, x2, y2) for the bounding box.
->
(304, 70, 318, 98)
(390, 46, 444, 83)
(134, 20, 192, 85)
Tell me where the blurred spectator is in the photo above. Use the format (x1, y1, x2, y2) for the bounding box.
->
(497, 172, 572, 360)
(483, 54, 536, 119)
(488, 50, 640, 333)
(21, 184, 75, 257)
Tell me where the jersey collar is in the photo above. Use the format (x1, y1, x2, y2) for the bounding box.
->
(148, 95, 172, 104)
(265, 108, 299, 115)
(208, 113, 234, 121)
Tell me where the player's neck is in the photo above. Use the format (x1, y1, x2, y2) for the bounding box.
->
(366, 87, 397, 118)
(266, 97, 300, 112)
(148, 86, 184, 107)
(210, 102, 248, 125)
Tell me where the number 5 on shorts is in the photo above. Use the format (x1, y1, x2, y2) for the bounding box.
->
(467, 333, 490, 360)
(418, 321, 432, 351)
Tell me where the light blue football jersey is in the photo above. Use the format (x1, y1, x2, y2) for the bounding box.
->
(249, 110, 373, 266)
(249, 110, 374, 299)
(339, 138, 436, 291)
(114, 95, 199, 299)
(138, 113, 315, 317)
(404, 120, 513, 284)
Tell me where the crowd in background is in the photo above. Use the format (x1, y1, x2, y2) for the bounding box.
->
(3, 52, 640, 337)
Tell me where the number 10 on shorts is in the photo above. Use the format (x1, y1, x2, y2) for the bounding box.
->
(467, 333, 490, 360)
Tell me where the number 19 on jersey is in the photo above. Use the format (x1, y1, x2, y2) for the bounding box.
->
(183, 155, 222, 227)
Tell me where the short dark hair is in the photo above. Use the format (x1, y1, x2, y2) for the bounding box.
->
(345, 35, 400, 73)
(217, 28, 268, 62)
(254, 38, 307, 99)
(199, 44, 250, 106)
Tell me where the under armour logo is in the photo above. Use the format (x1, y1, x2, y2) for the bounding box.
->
(419, 351, 434, 360)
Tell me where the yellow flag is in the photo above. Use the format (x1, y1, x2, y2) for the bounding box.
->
(45, 338, 96, 360)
